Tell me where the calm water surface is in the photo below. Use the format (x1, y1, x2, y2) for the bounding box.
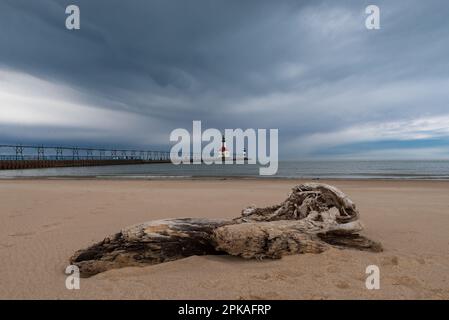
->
(1, 160, 449, 180)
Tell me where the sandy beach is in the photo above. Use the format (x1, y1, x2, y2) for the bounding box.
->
(0, 178, 448, 299)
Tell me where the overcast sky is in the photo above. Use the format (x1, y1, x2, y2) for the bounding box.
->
(1, 0, 449, 159)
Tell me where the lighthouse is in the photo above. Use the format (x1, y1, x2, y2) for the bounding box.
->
(219, 135, 230, 161)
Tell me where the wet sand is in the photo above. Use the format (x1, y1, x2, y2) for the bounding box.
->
(0, 179, 448, 299)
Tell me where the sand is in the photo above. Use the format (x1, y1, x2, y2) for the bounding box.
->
(0, 178, 448, 299)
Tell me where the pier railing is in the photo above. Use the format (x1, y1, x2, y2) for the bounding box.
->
(0, 144, 248, 170)
(0, 144, 171, 161)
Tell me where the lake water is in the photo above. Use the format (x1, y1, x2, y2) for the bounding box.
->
(1, 160, 449, 180)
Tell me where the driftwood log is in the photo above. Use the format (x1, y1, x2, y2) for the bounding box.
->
(70, 183, 382, 277)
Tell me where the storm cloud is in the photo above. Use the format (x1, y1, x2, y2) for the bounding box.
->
(1, 0, 449, 158)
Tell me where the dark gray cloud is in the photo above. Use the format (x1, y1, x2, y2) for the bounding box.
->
(1, 0, 449, 158)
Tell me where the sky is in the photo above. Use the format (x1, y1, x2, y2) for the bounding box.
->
(1, 0, 449, 159)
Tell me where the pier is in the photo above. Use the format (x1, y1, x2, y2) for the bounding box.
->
(0, 144, 171, 170)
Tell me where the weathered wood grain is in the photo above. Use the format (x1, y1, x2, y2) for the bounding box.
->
(70, 183, 382, 277)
